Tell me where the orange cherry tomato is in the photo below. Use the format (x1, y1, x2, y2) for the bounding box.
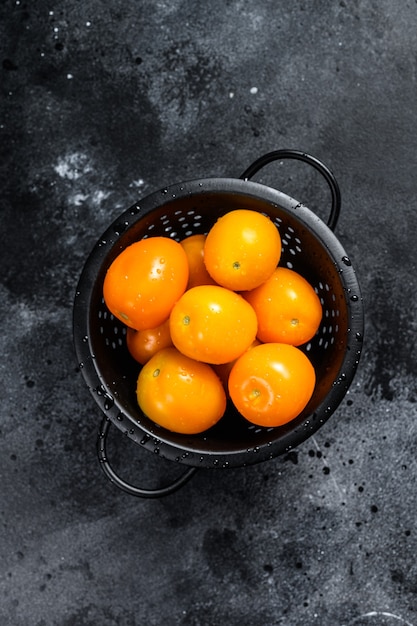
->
(169, 285, 258, 365)
(136, 347, 226, 434)
(228, 342, 316, 427)
(103, 236, 189, 331)
(243, 267, 322, 346)
(126, 319, 173, 365)
(203, 209, 282, 291)
(180, 233, 217, 288)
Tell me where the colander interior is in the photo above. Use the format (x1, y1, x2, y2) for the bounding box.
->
(75, 178, 363, 467)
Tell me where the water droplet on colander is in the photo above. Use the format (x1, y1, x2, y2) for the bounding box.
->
(355, 332, 363, 342)
(342, 255, 352, 266)
(116, 412, 124, 421)
(161, 188, 168, 195)
(104, 395, 114, 410)
(350, 294, 359, 302)
(78, 362, 84, 369)
(113, 221, 128, 235)
(140, 434, 150, 445)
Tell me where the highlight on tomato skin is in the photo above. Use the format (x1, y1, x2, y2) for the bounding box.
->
(228, 342, 316, 428)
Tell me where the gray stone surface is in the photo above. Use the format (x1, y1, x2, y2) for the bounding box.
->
(1, 1, 417, 624)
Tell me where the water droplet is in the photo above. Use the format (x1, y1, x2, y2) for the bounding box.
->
(82, 335, 88, 343)
(355, 332, 363, 342)
(104, 394, 114, 410)
(342, 255, 352, 266)
(350, 294, 359, 302)
(113, 221, 128, 235)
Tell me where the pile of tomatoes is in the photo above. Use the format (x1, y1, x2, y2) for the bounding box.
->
(103, 209, 322, 435)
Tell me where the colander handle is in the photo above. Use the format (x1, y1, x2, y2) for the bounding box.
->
(96, 418, 198, 498)
(240, 149, 341, 231)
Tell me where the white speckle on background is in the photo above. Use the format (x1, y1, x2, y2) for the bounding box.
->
(91, 190, 111, 205)
(250, 86, 258, 94)
(71, 193, 89, 206)
(53, 152, 92, 180)
(68, 190, 111, 207)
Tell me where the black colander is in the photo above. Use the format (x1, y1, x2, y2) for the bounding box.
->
(73, 150, 364, 498)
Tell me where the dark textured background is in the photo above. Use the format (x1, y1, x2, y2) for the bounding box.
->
(1, 1, 417, 625)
